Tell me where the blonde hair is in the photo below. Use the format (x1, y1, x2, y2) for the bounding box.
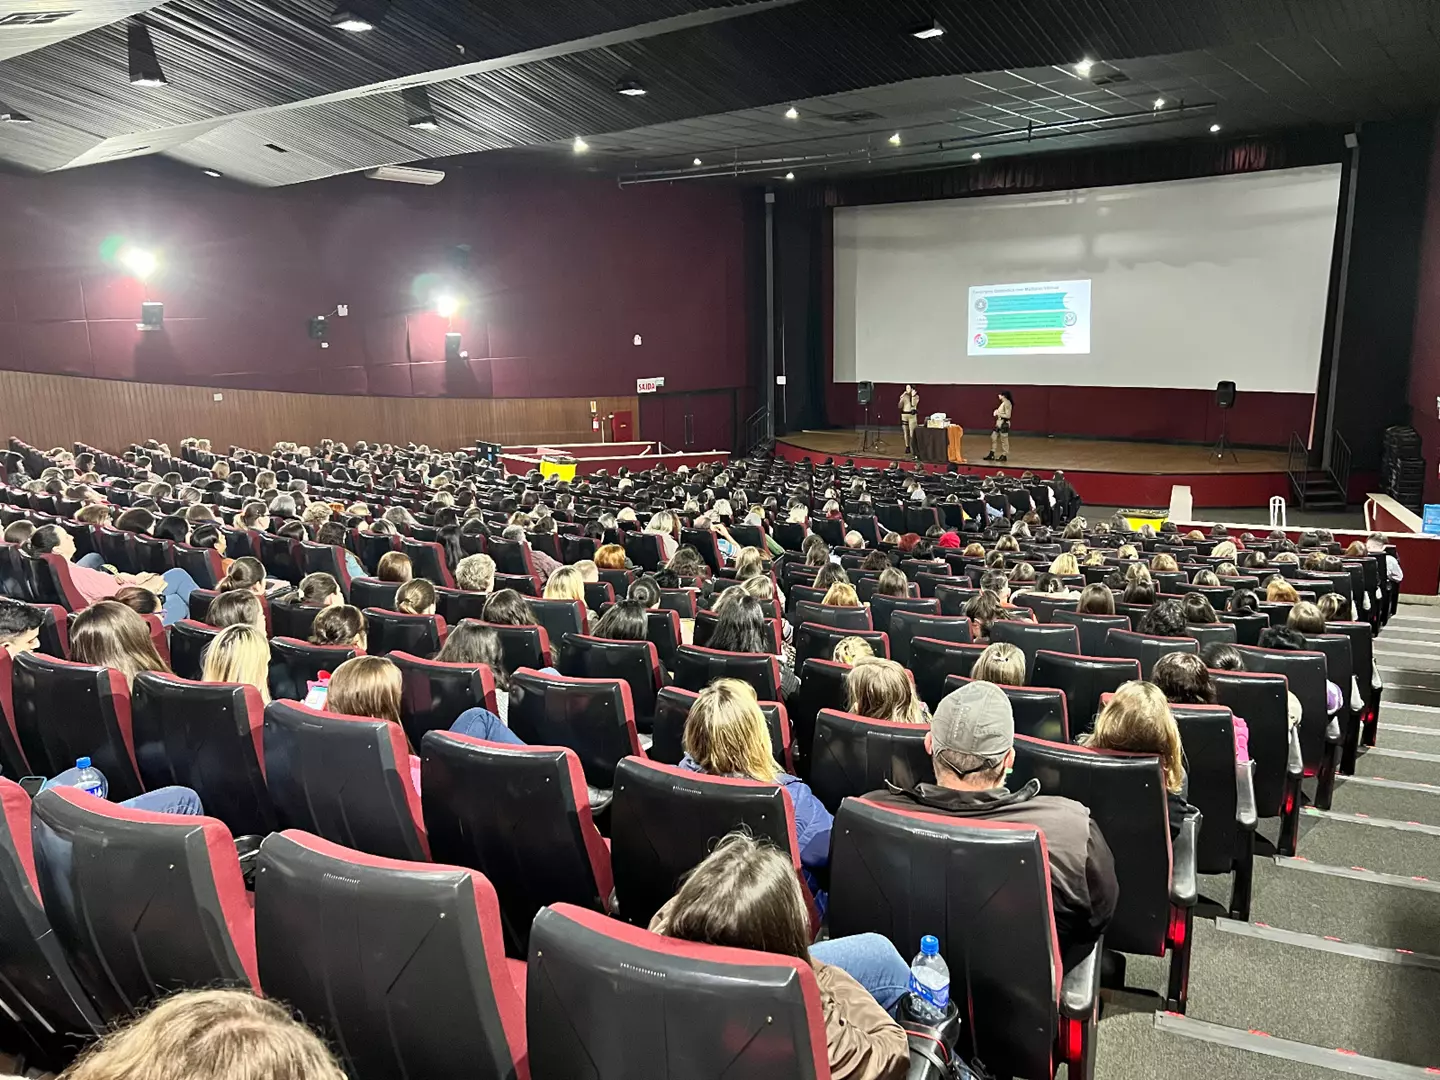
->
(682, 678, 779, 783)
(544, 565, 586, 604)
(200, 624, 271, 704)
(1266, 578, 1300, 603)
(832, 636, 875, 665)
(1211, 540, 1238, 561)
(971, 641, 1026, 686)
(61, 989, 345, 1080)
(455, 553, 496, 593)
(1117, 544, 1138, 560)
(1048, 553, 1079, 577)
(846, 657, 927, 724)
(1150, 553, 1178, 572)
(1085, 681, 1184, 793)
(733, 547, 766, 579)
(821, 582, 861, 608)
(326, 655, 402, 726)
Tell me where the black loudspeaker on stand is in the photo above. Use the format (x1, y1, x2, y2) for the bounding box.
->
(1212, 381, 1237, 463)
(857, 381, 878, 451)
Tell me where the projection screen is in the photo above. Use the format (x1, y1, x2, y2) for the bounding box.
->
(833, 165, 1343, 393)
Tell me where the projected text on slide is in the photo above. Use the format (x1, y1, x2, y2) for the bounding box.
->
(967, 280, 1091, 356)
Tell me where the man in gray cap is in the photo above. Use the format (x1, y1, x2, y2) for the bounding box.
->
(863, 681, 1118, 965)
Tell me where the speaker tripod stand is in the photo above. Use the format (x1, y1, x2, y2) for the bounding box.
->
(860, 402, 879, 452)
(1212, 408, 1237, 463)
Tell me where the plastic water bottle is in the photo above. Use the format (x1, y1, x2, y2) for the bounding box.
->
(73, 757, 107, 800)
(908, 935, 951, 1022)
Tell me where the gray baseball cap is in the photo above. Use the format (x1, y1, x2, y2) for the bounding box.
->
(932, 681, 1014, 760)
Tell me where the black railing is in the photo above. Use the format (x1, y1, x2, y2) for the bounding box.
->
(741, 407, 771, 454)
(1327, 429, 1352, 509)
(1286, 432, 1309, 509)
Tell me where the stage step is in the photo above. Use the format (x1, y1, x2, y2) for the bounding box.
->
(1294, 470, 1346, 510)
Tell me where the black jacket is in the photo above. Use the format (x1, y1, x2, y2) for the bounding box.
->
(863, 778, 1119, 965)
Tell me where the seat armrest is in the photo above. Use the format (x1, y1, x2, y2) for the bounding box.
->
(1286, 726, 1304, 779)
(1325, 717, 1342, 745)
(1060, 936, 1103, 1019)
(1235, 759, 1258, 832)
(1170, 810, 1201, 908)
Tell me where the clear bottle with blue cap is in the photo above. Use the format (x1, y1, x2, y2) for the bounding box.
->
(72, 757, 108, 800)
(908, 934, 951, 1022)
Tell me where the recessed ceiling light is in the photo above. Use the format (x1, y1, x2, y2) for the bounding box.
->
(616, 79, 647, 97)
(573, 136, 590, 153)
(910, 19, 945, 39)
(971, 151, 982, 160)
(203, 169, 221, 177)
(693, 157, 703, 166)
(0, 108, 33, 124)
(1209, 123, 1222, 133)
(402, 85, 438, 130)
(785, 171, 795, 180)
(127, 19, 167, 86)
(1153, 97, 1166, 110)
(329, 1, 388, 31)
(888, 132, 902, 146)
(1074, 58, 1094, 77)
(784, 106, 799, 120)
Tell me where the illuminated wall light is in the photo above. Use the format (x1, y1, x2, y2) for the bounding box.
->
(971, 151, 982, 161)
(888, 132, 902, 146)
(910, 19, 945, 39)
(434, 294, 460, 318)
(127, 19, 167, 86)
(1074, 58, 1094, 77)
(0, 106, 33, 123)
(692, 157, 703, 166)
(1210, 123, 1222, 133)
(1153, 97, 1166, 110)
(119, 247, 158, 281)
(573, 136, 590, 153)
(202, 168, 222, 177)
(784, 106, 799, 120)
(785, 171, 795, 180)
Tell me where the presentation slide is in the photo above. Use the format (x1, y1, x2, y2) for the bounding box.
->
(833, 165, 1342, 392)
(968, 279, 1091, 356)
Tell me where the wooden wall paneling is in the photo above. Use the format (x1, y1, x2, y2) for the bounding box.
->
(0, 369, 637, 454)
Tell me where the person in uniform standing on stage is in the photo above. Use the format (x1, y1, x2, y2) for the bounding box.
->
(985, 390, 1013, 462)
(899, 385, 920, 455)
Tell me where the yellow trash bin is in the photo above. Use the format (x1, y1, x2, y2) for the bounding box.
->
(1120, 508, 1169, 532)
(539, 455, 577, 483)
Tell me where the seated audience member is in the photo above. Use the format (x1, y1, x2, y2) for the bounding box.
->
(1316, 591, 1351, 623)
(1192, 569, 1221, 587)
(208, 589, 266, 633)
(154, 514, 190, 545)
(708, 593, 798, 697)
(822, 582, 861, 608)
(1287, 601, 1326, 635)
(482, 588, 539, 627)
(70, 600, 170, 687)
(1258, 625, 1344, 717)
(376, 551, 413, 584)
(218, 557, 268, 597)
(872, 567, 910, 599)
(315, 522, 366, 581)
(1149, 553, 1178, 573)
(979, 569, 1010, 604)
(1265, 578, 1299, 603)
(112, 585, 161, 617)
(201, 623, 272, 704)
(394, 578, 437, 616)
(1049, 553, 1080, 577)
(644, 511, 681, 562)
(681, 679, 831, 891)
(963, 590, 1005, 644)
(860, 549, 890, 573)
(502, 524, 562, 581)
(650, 833, 911, 1080)
(574, 559, 600, 584)
(843, 531, 866, 550)
(454, 552, 496, 594)
(432, 618, 536, 723)
(1151, 651, 1250, 761)
(25, 523, 201, 626)
(846, 656, 930, 725)
(188, 522, 232, 573)
(3, 520, 35, 547)
(309, 604, 368, 650)
(832, 636, 875, 665)
(59, 989, 345, 1080)
(1076, 582, 1115, 615)
(1367, 532, 1404, 585)
(544, 565, 596, 624)
(802, 535, 831, 568)
(813, 563, 849, 593)
(1082, 681, 1193, 839)
(628, 575, 662, 609)
(1122, 579, 1156, 606)
(1180, 593, 1219, 626)
(1137, 598, 1186, 636)
(592, 599, 650, 642)
(285, 571, 344, 610)
(1227, 589, 1260, 615)
(595, 543, 628, 571)
(971, 641, 1026, 685)
(864, 681, 1118, 964)
(0, 598, 42, 657)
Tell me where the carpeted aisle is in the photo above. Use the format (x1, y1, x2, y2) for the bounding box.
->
(1090, 603, 1440, 1080)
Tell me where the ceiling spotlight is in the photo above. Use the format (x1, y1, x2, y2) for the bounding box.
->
(1153, 97, 1166, 110)
(693, 157, 703, 166)
(784, 106, 799, 120)
(434, 294, 460, 318)
(1209, 123, 1222, 133)
(909, 19, 945, 39)
(202, 169, 222, 177)
(402, 85, 438, 130)
(329, 0, 389, 31)
(119, 247, 158, 281)
(616, 79, 647, 97)
(1074, 58, 1094, 77)
(127, 19, 167, 86)
(0, 107, 33, 124)
(971, 151, 982, 160)
(573, 136, 590, 153)
(888, 132, 902, 146)
(785, 171, 795, 181)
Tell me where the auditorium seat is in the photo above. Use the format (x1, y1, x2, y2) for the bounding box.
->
(296, 541, 354, 599)
(267, 637, 359, 702)
(263, 699, 429, 861)
(1184, 622, 1237, 650)
(173, 543, 225, 589)
(886, 610, 970, 668)
(1301, 633, 1356, 775)
(22, 553, 86, 613)
(623, 531, 664, 572)
(828, 798, 1100, 1080)
(11, 652, 144, 801)
(1029, 651, 1140, 739)
(694, 608, 783, 652)
(0, 650, 27, 778)
(794, 623, 889, 668)
(363, 608, 446, 656)
(350, 576, 402, 611)
(269, 597, 324, 641)
(1325, 620, 1378, 762)
(648, 685, 791, 772)
(809, 709, 933, 813)
(130, 672, 275, 837)
(391, 650, 497, 749)
(989, 621, 1081, 673)
(792, 600, 873, 631)
(474, 620, 551, 675)
(556, 634, 663, 732)
(936, 583, 980, 616)
(1169, 703, 1257, 920)
(911, 638, 988, 710)
(1234, 645, 1339, 806)
(527, 903, 830, 1080)
(187, 586, 221, 623)
(944, 675, 1069, 743)
(488, 539, 540, 586)
(1217, 611, 1269, 646)
(1010, 735, 1198, 1013)
(131, 534, 173, 575)
(420, 732, 613, 955)
(672, 644, 781, 701)
(868, 591, 936, 630)
(506, 668, 642, 801)
(255, 830, 527, 1080)
(30, 788, 257, 1021)
(641, 607, 683, 670)
(581, 580, 615, 613)
(1210, 669, 1302, 855)
(1050, 610, 1130, 656)
(257, 532, 302, 584)
(1104, 628, 1198, 679)
(400, 538, 455, 589)
(1012, 594, 1080, 623)
(530, 596, 587, 644)
(168, 617, 219, 680)
(657, 586, 698, 619)
(609, 757, 817, 934)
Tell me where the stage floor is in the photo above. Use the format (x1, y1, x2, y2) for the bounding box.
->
(776, 429, 1294, 509)
(780, 429, 1288, 475)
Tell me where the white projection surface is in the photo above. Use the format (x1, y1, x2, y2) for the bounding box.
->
(833, 165, 1342, 392)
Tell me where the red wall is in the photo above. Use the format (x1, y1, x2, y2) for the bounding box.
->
(1410, 116, 1440, 504)
(0, 159, 748, 402)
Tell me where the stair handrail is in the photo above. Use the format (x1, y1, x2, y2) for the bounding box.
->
(1326, 429, 1352, 509)
(1286, 432, 1308, 510)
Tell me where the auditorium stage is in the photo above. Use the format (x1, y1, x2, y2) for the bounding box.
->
(776, 429, 1293, 509)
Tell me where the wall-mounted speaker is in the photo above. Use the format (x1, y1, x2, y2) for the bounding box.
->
(307, 315, 328, 341)
(445, 332, 463, 362)
(138, 302, 164, 330)
(857, 381, 874, 406)
(1215, 381, 1236, 409)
